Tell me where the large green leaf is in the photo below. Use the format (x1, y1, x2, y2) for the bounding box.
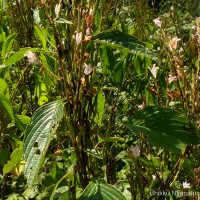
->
(92, 30, 158, 61)
(124, 106, 200, 154)
(79, 181, 126, 200)
(23, 100, 64, 186)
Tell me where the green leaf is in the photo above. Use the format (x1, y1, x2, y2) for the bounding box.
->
(44, 162, 66, 187)
(0, 148, 9, 166)
(1, 33, 17, 59)
(112, 60, 124, 85)
(85, 149, 103, 159)
(79, 181, 126, 200)
(3, 147, 22, 174)
(104, 137, 125, 143)
(92, 30, 158, 61)
(54, 18, 73, 24)
(34, 25, 47, 49)
(23, 100, 64, 186)
(94, 90, 105, 126)
(35, 79, 49, 106)
(124, 106, 200, 154)
(0, 93, 14, 120)
(14, 114, 31, 131)
(4, 48, 43, 66)
(50, 169, 72, 200)
(0, 78, 10, 99)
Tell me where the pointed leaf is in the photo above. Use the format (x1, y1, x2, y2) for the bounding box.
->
(94, 90, 105, 126)
(4, 48, 44, 66)
(34, 26, 47, 49)
(0, 78, 10, 99)
(23, 100, 64, 186)
(3, 147, 22, 174)
(79, 181, 126, 200)
(0, 93, 14, 120)
(124, 106, 200, 154)
(92, 30, 158, 61)
(1, 33, 17, 58)
(14, 114, 31, 131)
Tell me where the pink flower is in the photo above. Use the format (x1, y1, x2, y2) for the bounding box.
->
(24, 51, 39, 64)
(168, 75, 177, 84)
(168, 37, 181, 51)
(55, 4, 61, 18)
(153, 18, 162, 28)
(149, 64, 158, 78)
(74, 31, 82, 46)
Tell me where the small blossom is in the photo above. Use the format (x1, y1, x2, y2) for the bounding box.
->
(86, 28, 91, 36)
(84, 35, 92, 42)
(191, 25, 196, 30)
(183, 182, 190, 189)
(152, 175, 156, 180)
(153, 17, 162, 28)
(168, 37, 181, 51)
(138, 103, 145, 110)
(24, 51, 39, 64)
(55, 4, 61, 18)
(75, 31, 82, 46)
(83, 63, 93, 75)
(89, 7, 93, 15)
(157, 47, 161, 51)
(149, 64, 158, 78)
(129, 145, 140, 158)
(168, 75, 177, 84)
(81, 76, 86, 87)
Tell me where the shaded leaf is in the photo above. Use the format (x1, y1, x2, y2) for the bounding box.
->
(0, 148, 9, 166)
(0, 93, 14, 120)
(124, 106, 200, 154)
(92, 30, 158, 61)
(79, 181, 126, 200)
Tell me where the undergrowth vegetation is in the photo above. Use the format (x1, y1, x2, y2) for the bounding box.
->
(0, 0, 200, 199)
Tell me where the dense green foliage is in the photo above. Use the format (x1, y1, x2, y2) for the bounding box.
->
(0, 0, 200, 199)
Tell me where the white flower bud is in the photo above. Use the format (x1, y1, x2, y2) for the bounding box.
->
(55, 4, 61, 18)
(153, 17, 162, 28)
(24, 51, 39, 65)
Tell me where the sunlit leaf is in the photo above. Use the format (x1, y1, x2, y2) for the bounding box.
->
(23, 100, 64, 186)
(0, 78, 10, 99)
(1, 33, 17, 59)
(14, 114, 31, 131)
(94, 90, 105, 126)
(3, 147, 22, 174)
